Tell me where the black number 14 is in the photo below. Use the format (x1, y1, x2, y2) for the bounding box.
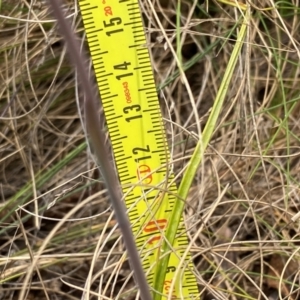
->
(113, 61, 133, 80)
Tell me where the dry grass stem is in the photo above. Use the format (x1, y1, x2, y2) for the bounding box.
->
(1, 0, 300, 299)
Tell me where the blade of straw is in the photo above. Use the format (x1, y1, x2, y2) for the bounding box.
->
(47, 1, 152, 299)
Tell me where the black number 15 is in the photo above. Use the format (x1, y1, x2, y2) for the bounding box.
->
(103, 17, 123, 36)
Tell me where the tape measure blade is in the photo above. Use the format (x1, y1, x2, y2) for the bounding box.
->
(79, 0, 199, 298)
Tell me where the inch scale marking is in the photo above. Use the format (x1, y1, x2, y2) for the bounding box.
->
(78, 0, 199, 298)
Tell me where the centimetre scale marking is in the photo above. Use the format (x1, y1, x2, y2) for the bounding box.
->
(78, 0, 199, 298)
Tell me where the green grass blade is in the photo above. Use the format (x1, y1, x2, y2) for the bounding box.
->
(0, 142, 87, 235)
(153, 9, 250, 300)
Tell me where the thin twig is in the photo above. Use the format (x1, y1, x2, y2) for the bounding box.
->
(47, 1, 152, 299)
(15, 211, 50, 300)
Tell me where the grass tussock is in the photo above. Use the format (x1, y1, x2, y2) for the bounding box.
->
(1, 0, 300, 299)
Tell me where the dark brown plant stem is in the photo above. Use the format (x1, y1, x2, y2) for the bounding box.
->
(47, 1, 152, 299)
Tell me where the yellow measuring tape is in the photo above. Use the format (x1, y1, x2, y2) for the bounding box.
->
(78, 0, 198, 298)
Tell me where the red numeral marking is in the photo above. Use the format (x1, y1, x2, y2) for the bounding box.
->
(144, 219, 167, 233)
(148, 235, 161, 244)
(164, 280, 172, 292)
(144, 219, 167, 245)
(104, 6, 113, 16)
(137, 164, 152, 184)
(122, 82, 132, 103)
(163, 279, 176, 298)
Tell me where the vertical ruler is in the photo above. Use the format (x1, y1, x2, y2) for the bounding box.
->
(78, 0, 199, 298)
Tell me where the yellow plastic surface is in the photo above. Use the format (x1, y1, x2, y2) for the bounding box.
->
(79, 0, 199, 298)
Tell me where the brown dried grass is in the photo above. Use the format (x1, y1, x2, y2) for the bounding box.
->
(1, 0, 300, 299)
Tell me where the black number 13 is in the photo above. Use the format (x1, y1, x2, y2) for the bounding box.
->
(123, 105, 142, 122)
